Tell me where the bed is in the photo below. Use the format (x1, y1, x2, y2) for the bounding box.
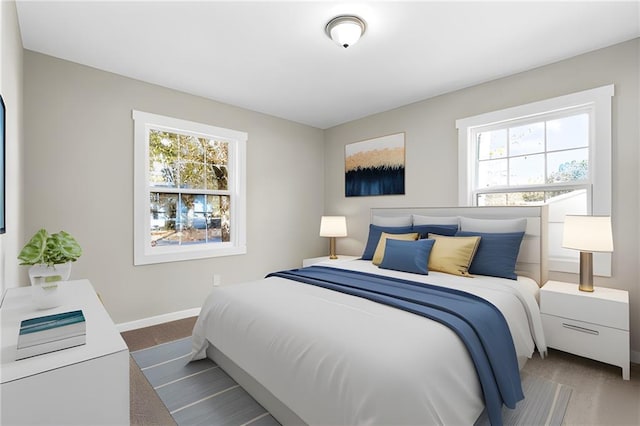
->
(191, 206, 548, 425)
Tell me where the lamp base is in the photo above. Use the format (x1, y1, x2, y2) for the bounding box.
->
(578, 283, 594, 292)
(578, 251, 594, 292)
(328, 237, 337, 259)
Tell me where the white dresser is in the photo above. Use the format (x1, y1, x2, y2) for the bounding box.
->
(1, 279, 130, 425)
(540, 280, 630, 380)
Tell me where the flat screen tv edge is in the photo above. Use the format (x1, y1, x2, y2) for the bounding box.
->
(1, 93, 6, 234)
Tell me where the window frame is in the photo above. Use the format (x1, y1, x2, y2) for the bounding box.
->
(133, 110, 247, 265)
(470, 107, 592, 202)
(456, 85, 613, 275)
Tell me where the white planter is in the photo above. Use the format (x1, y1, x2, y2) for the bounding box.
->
(28, 263, 72, 285)
(28, 263, 72, 309)
(30, 278, 63, 309)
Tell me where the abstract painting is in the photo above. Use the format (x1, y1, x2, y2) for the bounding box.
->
(345, 133, 405, 197)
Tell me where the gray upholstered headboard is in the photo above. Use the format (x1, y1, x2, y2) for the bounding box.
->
(370, 206, 548, 285)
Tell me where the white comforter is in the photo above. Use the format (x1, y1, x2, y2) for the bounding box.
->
(191, 260, 546, 425)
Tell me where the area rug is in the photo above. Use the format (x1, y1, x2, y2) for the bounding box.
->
(474, 371, 572, 426)
(132, 337, 572, 426)
(131, 337, 278, 426)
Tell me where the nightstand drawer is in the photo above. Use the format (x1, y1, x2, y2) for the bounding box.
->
(542, 313, 630, 368)
(540, 283, 628, 330)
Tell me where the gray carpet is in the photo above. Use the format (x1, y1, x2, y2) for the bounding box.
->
(132, 337, 571, 426)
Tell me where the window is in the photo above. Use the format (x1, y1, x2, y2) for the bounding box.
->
(133, 111, 247, 265)
(457, 85, 613, 275)
(472, 110, 590, 206)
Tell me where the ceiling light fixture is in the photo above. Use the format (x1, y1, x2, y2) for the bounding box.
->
(325, 15, 366, 49)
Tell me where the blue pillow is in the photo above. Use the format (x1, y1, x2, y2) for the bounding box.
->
(411, 224, 458, 239)
(379, 238, 435, 275)
(361, 224, 413, 260)
(455, 231, 525, 280)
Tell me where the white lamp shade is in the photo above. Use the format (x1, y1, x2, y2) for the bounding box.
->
(319, 216, 347, 237)
(562, 215, 613, 252)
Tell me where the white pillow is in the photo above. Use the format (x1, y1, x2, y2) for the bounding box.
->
(412, 214, 459, 226)
(459, 216, 527, 233)
(372, 215, 412, 226)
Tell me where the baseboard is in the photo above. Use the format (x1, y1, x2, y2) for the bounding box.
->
(116, 307, 201, 332)
(632, 350, 640, 365)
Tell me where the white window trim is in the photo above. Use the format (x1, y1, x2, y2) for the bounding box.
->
(456, 85, 613, 276)
(133, 110, 247, 265)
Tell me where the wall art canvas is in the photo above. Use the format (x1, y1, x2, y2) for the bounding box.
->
(345, 133, 405, 197)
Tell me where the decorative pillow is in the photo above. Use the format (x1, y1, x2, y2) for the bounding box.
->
(412, 214, 459, 226)
(459, 217, 527, 233)
(361, 224, 413, 260)
(379, 238, 436, 275)
(456, 231, 525, 280)
(372, 215, 412, 227)
(372, 232, 419, 265)
(412, 224, 458, 239)
(427, 234, 481, 277)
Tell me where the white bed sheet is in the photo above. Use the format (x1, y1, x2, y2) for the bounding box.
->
(191, 260, 547, 425)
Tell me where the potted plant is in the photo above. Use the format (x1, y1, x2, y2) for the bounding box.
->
(18, 229, 82, 285)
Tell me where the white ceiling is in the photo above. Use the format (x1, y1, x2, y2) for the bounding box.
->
(15, 1, 640, 129)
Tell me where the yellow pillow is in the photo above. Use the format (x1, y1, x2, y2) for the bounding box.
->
(372, 232, 419, 265)
(427, 234, 481, 276)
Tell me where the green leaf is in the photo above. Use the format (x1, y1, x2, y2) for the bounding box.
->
(18, 229, 82, 266)
(17, 229, 48, 265)
(44, 231, 82, 265)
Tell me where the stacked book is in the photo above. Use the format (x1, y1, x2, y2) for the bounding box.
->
(16, 310, 86, 360)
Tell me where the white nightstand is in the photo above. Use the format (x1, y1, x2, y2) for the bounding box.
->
(540, 280, 630, 380)
(303, 255, 359, 267)
(1, 280, 130, 424)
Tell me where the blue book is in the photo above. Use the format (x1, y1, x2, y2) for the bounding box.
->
(19, 310, 85, 334)
(18, 310, 86, 348)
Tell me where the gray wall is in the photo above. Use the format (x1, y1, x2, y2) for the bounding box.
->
(0, 0, 24, 293)
(324, 39, 640, 355)
(16, 31, 640, 356)
(23, 51, 325, 323)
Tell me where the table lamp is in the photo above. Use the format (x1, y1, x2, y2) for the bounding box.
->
(319, 216, 347, 259)
(562, 215, 613, 292)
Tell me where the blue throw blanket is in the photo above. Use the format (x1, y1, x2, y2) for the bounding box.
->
(266, 266, 523, 426)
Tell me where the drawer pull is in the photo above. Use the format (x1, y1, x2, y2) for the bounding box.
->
(562, 323, 599, 335)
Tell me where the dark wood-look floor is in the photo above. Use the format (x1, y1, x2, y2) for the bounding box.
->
(122, 316, 198, 426)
